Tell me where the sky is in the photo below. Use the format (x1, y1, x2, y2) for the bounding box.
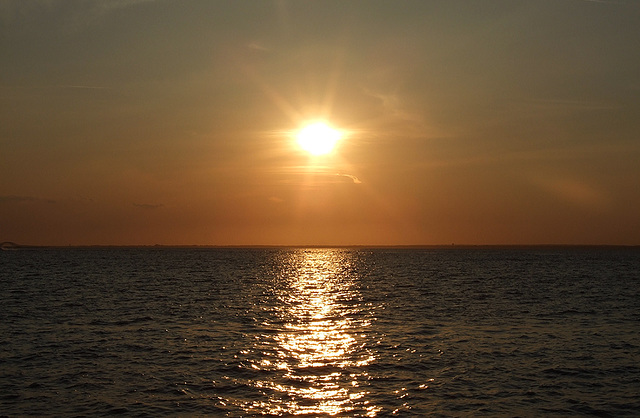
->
(1, 0, 639, 246)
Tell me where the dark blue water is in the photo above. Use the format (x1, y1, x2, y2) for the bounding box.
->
(1, 247, 639, 416)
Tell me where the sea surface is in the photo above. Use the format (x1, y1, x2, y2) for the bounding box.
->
(1, 247, 639, 416)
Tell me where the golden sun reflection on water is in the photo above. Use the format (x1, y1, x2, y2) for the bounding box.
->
(245, 249, 379, 416)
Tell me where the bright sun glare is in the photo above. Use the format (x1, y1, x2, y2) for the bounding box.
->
(296, 121, 342, 156)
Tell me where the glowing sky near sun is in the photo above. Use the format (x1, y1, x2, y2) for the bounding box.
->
(296, 122, 342, 156)
(1, 0, 639, 246)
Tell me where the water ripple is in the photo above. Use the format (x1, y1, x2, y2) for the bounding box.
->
(0, 247, 639, 416)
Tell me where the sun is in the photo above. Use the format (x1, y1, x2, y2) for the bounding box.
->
(296, 121, 342, 156)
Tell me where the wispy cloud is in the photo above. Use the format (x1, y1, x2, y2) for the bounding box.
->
(360, 85, 435, 139)
(58, 85, 111, 90)
(575, 0, 624, 4)
(362, 87, 414, 120)
(524, 98, 615, 111)
(533, 177, 610, 211)
(0, 0, 157, 33)
(97, 0, 157, 12)
(336, 173, 362, 184)
(247, 41, 269, 52)
(133, 203, 163, 209)
(0, 84, 110, 90)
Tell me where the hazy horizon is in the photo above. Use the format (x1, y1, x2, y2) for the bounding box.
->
(2, 0, 639, 246)
(2, 241, 638, 250)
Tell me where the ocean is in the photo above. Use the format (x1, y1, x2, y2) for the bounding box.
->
(1, 247, 639, 416)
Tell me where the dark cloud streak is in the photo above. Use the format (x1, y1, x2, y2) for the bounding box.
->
(133, 203, 164, 209)
(0, 195, 56, 204)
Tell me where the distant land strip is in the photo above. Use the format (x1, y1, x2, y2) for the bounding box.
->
(1, 242, 638, 250)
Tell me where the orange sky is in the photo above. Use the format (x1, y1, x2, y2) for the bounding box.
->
(1, 1, 639, 245)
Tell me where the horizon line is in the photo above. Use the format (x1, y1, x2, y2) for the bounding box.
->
(2, 242, 638, 250)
